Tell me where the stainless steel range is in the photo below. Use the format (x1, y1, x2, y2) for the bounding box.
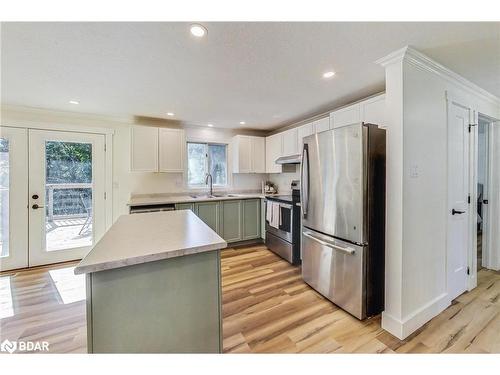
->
(265, 181, 301, 265)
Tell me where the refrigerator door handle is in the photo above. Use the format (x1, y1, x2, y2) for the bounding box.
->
(302, 231, 356, 255)
(300, 144, 309, 217)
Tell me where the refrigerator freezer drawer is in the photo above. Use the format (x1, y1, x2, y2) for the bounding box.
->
(301, 229, 366, 319)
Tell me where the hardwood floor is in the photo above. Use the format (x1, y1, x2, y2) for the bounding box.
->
(0, 261, 87, 353)
(1, 244, 500, 353)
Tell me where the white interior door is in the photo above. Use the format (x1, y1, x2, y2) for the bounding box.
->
(447, 100, 471, 300)
(28, 130, 106, 266)
(0, 127, 28, 271)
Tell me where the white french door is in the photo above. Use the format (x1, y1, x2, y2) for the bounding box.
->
(0, 127, 28, 271)
(0, 127, 107, 271)
(28, 130, 106, 266)
(447, 98, 472, 301)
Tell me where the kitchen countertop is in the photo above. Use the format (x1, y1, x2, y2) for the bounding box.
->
(74, 210, 227, 274)
(128, 192, 279, 206)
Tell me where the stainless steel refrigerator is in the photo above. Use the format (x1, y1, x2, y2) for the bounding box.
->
(300, 122, 386, 319)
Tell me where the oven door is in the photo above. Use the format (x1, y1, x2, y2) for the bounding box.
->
(265, 200, 293, 242)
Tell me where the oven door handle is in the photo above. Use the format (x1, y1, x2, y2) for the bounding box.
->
(302, 231, 355, 255)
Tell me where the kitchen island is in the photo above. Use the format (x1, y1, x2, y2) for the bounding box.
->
(74, 210, 227, 353)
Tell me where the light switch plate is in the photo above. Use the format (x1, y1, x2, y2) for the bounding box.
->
(410, 164, 419, 178)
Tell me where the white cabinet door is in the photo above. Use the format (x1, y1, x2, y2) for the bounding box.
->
(233, 135, 252, 173)
(265, 133, 283, 173)
(282, 128, 298, 156)
(298, 122, 314, 142)
(361, 94, 386, 127)
(159, 128, 185, 172)
(331, 104, 361, 129)
(313, 117, 330, 133)
(130, 126, 158, 172)
(252, 137, 266, 173)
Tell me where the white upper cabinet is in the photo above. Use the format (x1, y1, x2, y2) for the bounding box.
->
(297, 122, 314, 140)
(282, 128, 299, 156)
(330, 103, 361, 129)
(232, 135, 265, 173)
(159, 128, 185, 172)
(252, 137, 266, 173)
(330, 94, 386, 129)
(130, 126, 158, 172)
(265, 133, 283, 173)
(313, 117, 330, 133)
(131, 126, 185, 172)
(361, 94, 386, 127)
(297, 122, 314, 152)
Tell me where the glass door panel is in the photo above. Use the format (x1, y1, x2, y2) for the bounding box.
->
(0, 127, 28, 271)
(29, 130, 105, 267)
(44, 141, 93, 252)
(1, 138, 10, 258)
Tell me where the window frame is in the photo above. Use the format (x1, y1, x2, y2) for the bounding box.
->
(186, 141, 228, 188)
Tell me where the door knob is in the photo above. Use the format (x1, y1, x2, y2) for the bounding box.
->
(32, 194, 39, 200)
(32, 204, 44, 210)
(452, 209, 465, 215)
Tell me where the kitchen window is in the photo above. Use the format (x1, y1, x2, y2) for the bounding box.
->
(187, 142, 227, 187)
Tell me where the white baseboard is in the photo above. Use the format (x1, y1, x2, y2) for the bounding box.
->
(382, 293, 450, 339)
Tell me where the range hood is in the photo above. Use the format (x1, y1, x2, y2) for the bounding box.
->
(275, 154, 301, 164)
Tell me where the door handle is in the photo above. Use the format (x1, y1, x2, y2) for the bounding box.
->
(303, 231, 355, 255)
(452, 209, 465, 215)
(300, 145, 309, 217)
(32, 204, 45, 210)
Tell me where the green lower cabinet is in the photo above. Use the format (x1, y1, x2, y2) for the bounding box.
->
(194, 201, 220, 234)
(175, 198, 260, 243)
(242, 199, 261, 240)
(175, 203, 195, 212)
(260, 199, 266, 240)
(220, 200, 243, 242)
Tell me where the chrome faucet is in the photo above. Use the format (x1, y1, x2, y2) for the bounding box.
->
(205, 173, 213, 196)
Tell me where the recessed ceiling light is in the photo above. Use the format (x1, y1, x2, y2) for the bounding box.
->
(239, 121, 246, 125)
(190, 24, 207, 38)
(167, 112, 175, 116)
(69, 100, 79, 105)
(322, 71, 335, 79)
(207, 123, 213, 127)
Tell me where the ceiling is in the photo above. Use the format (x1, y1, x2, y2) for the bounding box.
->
(1, 22, 499, 130)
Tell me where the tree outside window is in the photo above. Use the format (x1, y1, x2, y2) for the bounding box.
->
(187, 142, 227, 187)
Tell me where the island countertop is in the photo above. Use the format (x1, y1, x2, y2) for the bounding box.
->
(74, 210, 227, 275)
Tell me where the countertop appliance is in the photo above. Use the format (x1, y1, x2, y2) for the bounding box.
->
(265, 180, 301, 265)
(300, 123, 386, 320)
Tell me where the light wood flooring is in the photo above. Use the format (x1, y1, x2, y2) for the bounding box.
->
(1, 244, 500, 353)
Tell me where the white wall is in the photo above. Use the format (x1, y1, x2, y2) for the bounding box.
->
(0, 106, 267, 222)
(268, 166, 300, 194)
(378, 47, 500, 339)
(488, 123, 500, 270)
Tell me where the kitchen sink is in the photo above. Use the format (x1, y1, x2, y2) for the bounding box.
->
(189, 193, 240, 199)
